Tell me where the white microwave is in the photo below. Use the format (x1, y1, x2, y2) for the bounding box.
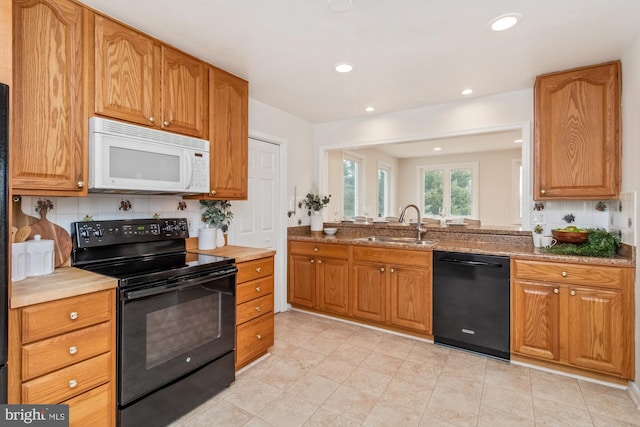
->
(89, 117, 210, 194)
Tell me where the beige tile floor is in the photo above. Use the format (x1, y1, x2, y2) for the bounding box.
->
(173, 310, 640, 426)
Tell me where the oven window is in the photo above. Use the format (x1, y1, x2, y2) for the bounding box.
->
(146, 293, 221, 369)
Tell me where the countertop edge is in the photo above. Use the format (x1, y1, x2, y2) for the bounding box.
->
(188, 244, 276, 263)
(288, 235, 635, 267)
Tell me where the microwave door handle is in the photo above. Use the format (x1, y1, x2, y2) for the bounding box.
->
(185, 152, 194, 190)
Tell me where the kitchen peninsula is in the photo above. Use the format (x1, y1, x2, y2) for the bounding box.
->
(288, 223, 636, 384)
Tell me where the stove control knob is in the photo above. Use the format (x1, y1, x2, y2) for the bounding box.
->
(179, 223, 187, 231)
(93, 229, 103, 238)
(80, 229, 90, 239)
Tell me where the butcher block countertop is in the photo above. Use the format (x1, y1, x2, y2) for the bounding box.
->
(10, 267, 118, 309)
(186, 240, 276, 263)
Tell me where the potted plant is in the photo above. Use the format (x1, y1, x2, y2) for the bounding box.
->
(198, 200, 233, 249)
(299, 192, 331, 231)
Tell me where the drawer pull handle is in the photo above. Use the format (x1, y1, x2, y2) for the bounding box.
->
(561, 271, 568, 277)
(380, 267, 385, 272)
(69, 312, 79, 320)
(69, 346, 78, 355)
(256, 334, 262, 340)
(256, 267, 261, 273)
(255, 306, 261, 312)
(256, 286, 261, 292)
(314, 247, 319, 252)
(570, 289, 576, 296)
(69, 380, 78, 389)
(553, 288, 559, 294)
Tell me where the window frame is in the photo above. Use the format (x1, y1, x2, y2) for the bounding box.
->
(342, 151, 365, 218)
(418, 162, 479, 219)
(377, 160, 392, 218)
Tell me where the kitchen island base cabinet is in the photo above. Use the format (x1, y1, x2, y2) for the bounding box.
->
(511, 259, 634, 379)
(235, 256, 275, 370)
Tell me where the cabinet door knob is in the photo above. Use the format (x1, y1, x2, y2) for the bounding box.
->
(553, 288, 559, 294)
(570, 289, 576, 296)
(314, 247, 319, 252)
(163, 120, 170, 126)
(210, 190, 216, 195)
(69, 312, 79, 320)
(256, 334, 262, 340)
(390, 268, 395, 273)
(255, 286, 261, 292)
(149, 117, 155, 123)
(256, 267, 261, 273)
(310, 259, 315, 264)
(318, 260, 322, 264)
(77, 181, 84, 188)
(380, 267, 385, 272)
(69, 380, 78, 389)
(541, 189, 547, 194)
(561, 271, 568, 277)
(255, 306, 261, 312)
(69, 346, 78, 355)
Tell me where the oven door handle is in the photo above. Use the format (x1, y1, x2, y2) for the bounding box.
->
(124, 268, 237, 301)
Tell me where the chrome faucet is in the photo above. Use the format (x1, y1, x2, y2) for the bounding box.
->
(398, 204, 424, 240)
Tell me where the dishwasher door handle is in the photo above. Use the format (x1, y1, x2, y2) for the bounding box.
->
(440, 258, 503, 268)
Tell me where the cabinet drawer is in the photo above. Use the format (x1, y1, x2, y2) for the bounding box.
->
(512, 259, 623, 289)
(21, 291, 113, 343)
(236, 314, 274, 367)
(64, 383, 114, 427)
(289, 241, 348, 258)
(351, 246, 432, 267)
(22, 352, 111, 404)
(237, 295, 273, 325)
(237, 276, 274, 305)
(22, 322, 111, 381)
(236, 257, 274, 284)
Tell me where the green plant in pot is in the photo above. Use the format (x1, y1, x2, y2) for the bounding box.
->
(200, 200, 233, 231)
(299, 192, 331, 231)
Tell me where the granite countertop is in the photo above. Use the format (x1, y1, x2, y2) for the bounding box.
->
(11, 267, 118, 308)
(288, 224, 635, 267)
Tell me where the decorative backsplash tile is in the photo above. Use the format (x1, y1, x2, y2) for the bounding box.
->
(19, 195, 206, 237)
(528, 192, 636, 245)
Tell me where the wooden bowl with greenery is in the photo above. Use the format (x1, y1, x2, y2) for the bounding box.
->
(552, 227, 589, 244)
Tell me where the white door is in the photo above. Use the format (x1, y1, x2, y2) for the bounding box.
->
(230, 138, 282, 310)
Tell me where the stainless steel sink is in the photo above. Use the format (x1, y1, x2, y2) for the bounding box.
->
(355, 236, 438, 246)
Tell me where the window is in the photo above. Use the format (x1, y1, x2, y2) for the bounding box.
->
(343, 154, 362, 218)
(420, 163, 478, 218)
(377, 162, 391, 217)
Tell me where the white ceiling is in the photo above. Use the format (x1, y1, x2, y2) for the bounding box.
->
(80, 0, 640, 124)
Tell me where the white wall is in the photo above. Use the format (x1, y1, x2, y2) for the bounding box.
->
(248, 98, 315, 227)
(621, 36, 640, 392)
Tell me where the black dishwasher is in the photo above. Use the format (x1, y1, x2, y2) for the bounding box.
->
(433, 251, 510, 360)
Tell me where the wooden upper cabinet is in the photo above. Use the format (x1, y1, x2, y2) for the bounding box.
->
(92, 16, 207, 139)
(161, 46, 208, 139)
(93, 15, 159, 127)
(534, 61, 621, 199)
(207, 67, 248, 200)
(12, 0, 88, 195)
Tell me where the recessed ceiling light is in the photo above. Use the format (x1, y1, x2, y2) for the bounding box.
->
(514, 139, 523, 143)
(433, 147, 442, 151)
(461, 89, 473, 95)
(328, 0, 352, 13)
(365, 106, 375, 112)
(490, 13, 521, 32)
(335, 62, 353, 73)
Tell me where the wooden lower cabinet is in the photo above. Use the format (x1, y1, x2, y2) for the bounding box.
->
(9, 289, 116, 425)
(287, 241, 349, 316)
(351, 246, 431, 334)
(511, 259, 634, 379)
(235, 256, 275, 369)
